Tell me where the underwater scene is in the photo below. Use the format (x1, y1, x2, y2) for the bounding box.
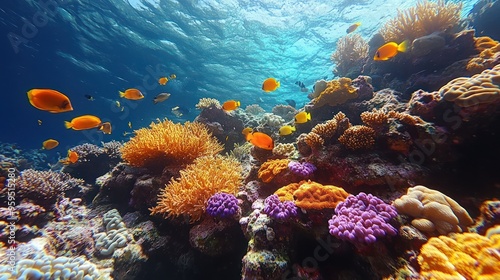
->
(1, 0, 500, 279)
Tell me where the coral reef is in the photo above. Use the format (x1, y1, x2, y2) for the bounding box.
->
(150, 155, 242, 223)
(257, 158, 290, 184)
(379, 0, 463, 42)
(263, 194, 298, 221)
(206, 193, 240, 219)
(310, 77, 358, 108)
(331, 34, 369, 77)
(93, 209, 133, 257)
(417, 231, 500, 279)
(274, 181, 349, 210)
(272, 143, 296, 158)
(328, 193, 398, 245)
(393, 185, 474, 235)
(121, 119, 223, 172)
(287, 161, 316, 177)
(338, 125, 376, 150)
(195, 98, 221, 110)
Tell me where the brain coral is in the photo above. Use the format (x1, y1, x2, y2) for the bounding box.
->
(257, 158, 290, 183)
(418, 232, 500, 280)
(311, 77, 358, 108)
(393, 185, 474, 235)
(150, 155, 242, 223)
(338, 125, 376, 150)
(121, 119, 223, 171)
(439, 63, 500, 108)
(93, 209, 132, 256)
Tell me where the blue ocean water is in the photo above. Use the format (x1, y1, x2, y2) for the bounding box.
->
(0, 0, 475, 154)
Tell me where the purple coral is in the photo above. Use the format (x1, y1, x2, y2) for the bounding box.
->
(206, 192, 240, 218)
(288, 161, 316, 177)
(263, 194, 298, 221)
(328, 192, 398, 244)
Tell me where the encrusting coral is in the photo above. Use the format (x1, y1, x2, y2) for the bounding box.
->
(311, 77, 358, 108)
(440, 63, 500, 108)
(467, 36, 500, 73)
(417, 231, 500, 279)
(331, 34, 369, 77)
(393, 185, 474, 235)
(121, 119, 223, 171)
(274, 180, 349, 210)
(150, 155, 242, 223)
(379, 0, 462, 43)
(257, 158, 291, 183)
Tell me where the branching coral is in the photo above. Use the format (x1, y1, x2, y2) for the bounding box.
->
(121, 119, 223, 170)
(361, 109, 389, 128)
(418, 232, 500, 279)
(379, 0, 463, 43)
(331, 34, 368, 77)
(338, 125, 376, 150)
(440, 63, 500, 108)
(150, 155, 242, 223)
(311, 119, 338, 139)
(196, 98, 221, 109)
(257, 159, 291, 183)
(311, 78, 358, 108)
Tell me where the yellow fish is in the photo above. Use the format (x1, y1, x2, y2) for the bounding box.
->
(27, 89, 73, 113)
(294, 111, 311, 124)
(59, 150, 79, 164)
(262, 78, 280, 92)
(42, 139, 59, 150)
(119, 88, 144, 100)
(242, 127, 253, 136)
(279, 125, 296, 136)
(346, 22, 361, 34)
(374, 40, 408, 61)
(222, 100, 241, 111)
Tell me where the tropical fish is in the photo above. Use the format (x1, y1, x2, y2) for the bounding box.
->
(64, 115, 102, 130)
(279, 125, 296, 136)
(158, 77, 168, 85)
(294, 111, 311, 124)
(172, 106, 189, 117)
(169, 74, 176, 79)
(285, 99, 296, 108)
(242, 127, 253, 136)
(84, 94, 94, 101)
(27, 89, 73, 113)
(115, 100, 121, 108)
(42, 139, 59, 150)
(374, 40, 408, 61)
(99, 122, 112, 134)
(222, 100, 241, 111)
(119, 88, 144, 100)
(128, 121, 132, 128)
(262, 78, 280, 92)
(153, 93, 171, 104)
(246, 132, 274, 150)
(38, 120, 42, 125)
(346, 22, 361, 34)
(60, 150, 79, 165)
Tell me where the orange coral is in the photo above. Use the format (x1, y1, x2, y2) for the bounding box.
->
(121, 119, 223, 170)
(418, 232, 500, 279)
(338, 125, 376, 150)
(474, 36, 499, 52)
(303, 132, 324, 150)
(467, 38, 500, 73)
(311, 119, 338, 139)
(257, 159, 291, 183)
(387, 111, 425, 125)
(379, 0, 462, 43)
(274, 181, 304, 202)
(293, 181, 349, 210)
(311, 78, 358, 108)
(150, 155, 242, 223)
(361, 109, 388, 128)
(331, 34, 369, 77)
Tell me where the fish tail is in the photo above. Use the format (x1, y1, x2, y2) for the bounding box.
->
(306, 112, 311, 120)
(64, 121, 72, 129)
(291, 126, 296, 132)
(237, 101, 241, 107)
(398, 40, 409, 53)
(119, 91, 125, 98)
(277, 81, 281, 88)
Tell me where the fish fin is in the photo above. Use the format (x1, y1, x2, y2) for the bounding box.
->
(398, 40, 409, 53)
(64, 121, 72, 129)
(119, 91, 125, 98)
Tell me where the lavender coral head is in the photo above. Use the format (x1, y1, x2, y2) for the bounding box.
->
(263, 194, 298, 221)
(328, 192, 398, 244)
(288, 161, 316, 177)
(206, 192, 240, 218)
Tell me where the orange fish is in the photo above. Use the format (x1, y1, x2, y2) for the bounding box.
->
(222, 100, 241, 111)
(60, 150, 79, 164)
(346, 22, 361, 34)
(246, 132, 274, 150)
(374, 40, 408, 61)
(99, 122, 112, 134)
(119, 88, 144, 100)
(27, 89, 73, 113)
(262, 78, 280, 92)
(42, 139, 59, 150)
(158, 77, 168, 85)
(64, 115, 102, 130)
